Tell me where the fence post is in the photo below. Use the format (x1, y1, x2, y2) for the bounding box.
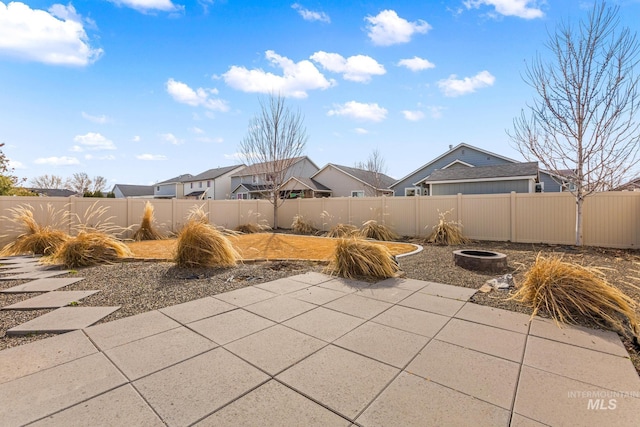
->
(456, 193, 462, 222)
(171, 198, 177, 234)
(510, 192, 517, 242)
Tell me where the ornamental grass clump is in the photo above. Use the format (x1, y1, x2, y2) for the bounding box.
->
(425, 209, 469, 245)
(511, 253, 640, 340)
(291, 215, 317, 235)
(52, 202, 132, 268)
(326, 223, 359, 238)
(326, 238, 400, 280)
(53, 230, 132, 268)
(0, 204, 69, 256)
(132, 201, 166, 241)
(360, 220, 398, 241)
(174, 215, 238, 268)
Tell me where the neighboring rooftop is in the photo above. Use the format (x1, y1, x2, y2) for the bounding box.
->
(27, 188, 77, 197)
(328, 164, 396, 189)
(422, 162, 539, 183)
(111, 184, 154, 198)
(188, 165, 245, 182)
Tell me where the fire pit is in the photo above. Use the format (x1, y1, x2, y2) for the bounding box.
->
(453, 250, 508, 272)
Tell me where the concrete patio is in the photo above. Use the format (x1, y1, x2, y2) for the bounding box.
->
(1, 271, 639, 426)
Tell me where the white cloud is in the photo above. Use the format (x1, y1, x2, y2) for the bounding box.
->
(132, 135, 141, 142)
(8, 159, 25, 169)
(398, 56, 435, 71)
(328, 101, 388, 122)
(34, 156, 80, 166)
(166, 78, 229, 112)
(73, 132, 116, 150)
(354, 128, 369, 134)
(0, 2, 103, 66)
(84, 154, 115, 160)
(137, 154, 167, 161)
(223, 50, 335, 98)
(365, 10, 431, 46)
(196, 136, 224, 143)
(310, 51, 385, 83)
(438, 70, 495, 97)
(402, 110, 425, 121)
(463, 0, 544, 19)
(291, 3, 330, 23)
(160, 133, 184, 145)
(108, 0, 183, 13)
(189, 127, 205, 134)
(81, 112, 110, 124)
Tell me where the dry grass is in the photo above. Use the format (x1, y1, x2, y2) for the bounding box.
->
(326, 238, 400, 280)
(235, 223, 263, 234)
(52, 231, 133, 268)
(291, 215, 317, 235)
(174, 219, 238, 268)
(511, 253, 640, 340)
(425, 210, 469, 246)
(132, 202, 166, 241)
(360, 220, 399, 241)
(0, 204, 69, 256)
(186, 205, 210, 224)
(326, 223, 359, 238)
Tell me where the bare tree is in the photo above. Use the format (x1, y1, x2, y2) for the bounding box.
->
(238, 94, 308, 228)
(68, 172, 92, 195)
(91, 176, 108, 193)
(30, 174, 67, 189)
(508, 1, 640, 246)
(355, 149, 390, 196)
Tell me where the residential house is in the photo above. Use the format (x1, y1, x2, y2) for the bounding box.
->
(111, 184, 154, 198)
(390, 143, 563, 196)
(311, 164, 395, 197)
(27, 188, 78, 197)
(279, 177, 332, 199)
(153, 174, 193, 199)
(181, 165, 245, 200)
(230, 156, 320, 199)
(613, 177, 640, 191)
(419, 162, 539, 195)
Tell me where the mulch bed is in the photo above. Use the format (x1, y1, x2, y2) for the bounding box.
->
(1, 234, 639, 374)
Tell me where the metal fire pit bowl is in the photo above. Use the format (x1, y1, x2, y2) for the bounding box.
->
(453, 250, 508, 272)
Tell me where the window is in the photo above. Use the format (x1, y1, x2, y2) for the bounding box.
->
(190, 183, 193, 189)
(156, 186, 160, 191)
(405, 187, 422, 196)
(199, 182, 203, 188)
(236, 193, 248, 200)
(252, 175, 259, 184)
(351, 190, 364, 197)
(207, 181, 211, 187)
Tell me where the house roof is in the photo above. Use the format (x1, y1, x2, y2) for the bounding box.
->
(188, 165, 245, 181)
(613, 177, 640, 191)
(283, 177, 332, 192)
(111, 184, 154, 197)
(314, 164, 396, 190)
(184, 190, 206, 198)
(391, 143, 520, 189)
(28, 188, 77, 197)
(156, 173, 193, 185)
(231, 156, 316, 177)
(421, 162, 539, 184)
(231, 183, 273, 193)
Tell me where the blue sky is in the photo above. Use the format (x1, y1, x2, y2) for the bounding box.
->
(2, 0, 640, 187)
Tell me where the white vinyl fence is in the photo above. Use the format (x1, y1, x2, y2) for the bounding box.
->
(1, 191, 639, 249)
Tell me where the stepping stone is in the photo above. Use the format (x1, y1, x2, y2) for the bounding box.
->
(6, 306, 121, 335)
(0, 277, 84, 293)
(2, 290, 99, 310)
(0, 256, 40, 264)
(0, 264, 57, 274)
(0, 270, 70, 280)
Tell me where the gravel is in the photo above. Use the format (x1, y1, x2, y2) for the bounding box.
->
(1, 239, 639, 373)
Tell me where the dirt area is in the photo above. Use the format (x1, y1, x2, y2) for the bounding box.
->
(126, 233, 418, 261)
